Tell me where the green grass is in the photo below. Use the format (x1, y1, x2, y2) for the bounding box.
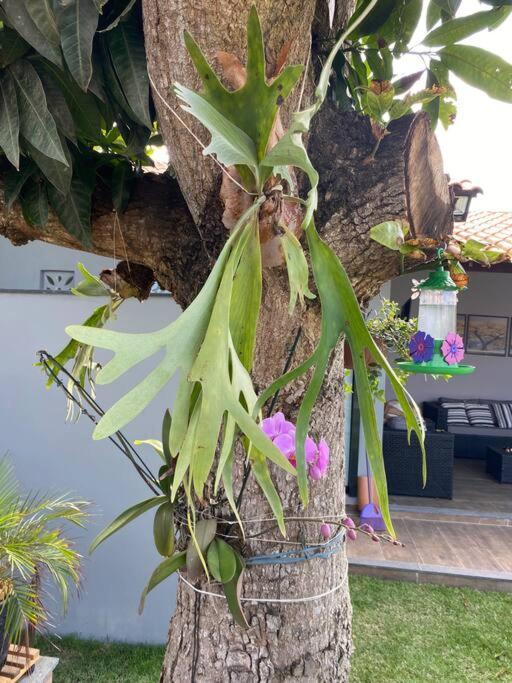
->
(35, 577, 512, 682)
(351, 576, 512, 682)
(35, 635, 164, 683)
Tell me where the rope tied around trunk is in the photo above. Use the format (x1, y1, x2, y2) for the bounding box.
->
(244, 529, 345, 566)
(179, 569, 348, 605)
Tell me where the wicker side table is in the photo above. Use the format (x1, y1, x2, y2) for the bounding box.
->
(383, 428, 454, 499)
(486, 447, 512, 484)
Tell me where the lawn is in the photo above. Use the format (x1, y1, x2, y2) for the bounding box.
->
(38, 577, 512, 682)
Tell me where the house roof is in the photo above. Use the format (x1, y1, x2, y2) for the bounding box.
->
(454, 210, 512, 254)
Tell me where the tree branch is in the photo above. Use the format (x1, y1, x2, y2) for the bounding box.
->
(0, 172, 209, 308)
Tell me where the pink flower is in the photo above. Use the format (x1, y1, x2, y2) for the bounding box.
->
(320, 523, 331, 540)
(261, 412, 296, 466)
(260, 413, 330, 479)
(305, 437, 330, 480)
(441, 332, 464, 365)
(347, 528, 357, 541)
(261, 412, 295, 440)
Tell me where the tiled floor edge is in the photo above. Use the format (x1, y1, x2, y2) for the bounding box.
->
(349, 558, 512, 593)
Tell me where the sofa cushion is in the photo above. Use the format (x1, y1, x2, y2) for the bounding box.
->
(492, 402, 512, 429)
(440, 402, 469, 425)
(466, 403, 496, 428)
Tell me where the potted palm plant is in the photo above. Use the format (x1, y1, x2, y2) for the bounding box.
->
(0, 459, 88, 668)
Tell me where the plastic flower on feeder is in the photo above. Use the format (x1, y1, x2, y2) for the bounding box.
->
(305, 437, 330, 480)
(409, 330, 434, 363)
(441, 332, 464, 365)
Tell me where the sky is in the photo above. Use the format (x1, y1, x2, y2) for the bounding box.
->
(398, 0, 512, 212)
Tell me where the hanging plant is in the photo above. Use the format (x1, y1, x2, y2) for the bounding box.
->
(58, 3, 424, 625)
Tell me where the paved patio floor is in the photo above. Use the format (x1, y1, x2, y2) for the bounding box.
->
(347, 459, 512, 591)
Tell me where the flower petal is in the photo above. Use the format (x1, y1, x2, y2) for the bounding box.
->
(305, 436, 317, 463)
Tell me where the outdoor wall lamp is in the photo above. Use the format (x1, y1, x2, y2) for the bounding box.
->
(450, 180, 483, 223)
(397, 253, 475, 376)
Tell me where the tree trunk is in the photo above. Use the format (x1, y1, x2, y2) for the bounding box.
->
(161, 270, 353, 682)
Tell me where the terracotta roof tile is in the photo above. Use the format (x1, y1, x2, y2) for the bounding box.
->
(454, 210, 512, 253)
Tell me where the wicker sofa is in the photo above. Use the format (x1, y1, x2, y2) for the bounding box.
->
(423, 398, 512, 459)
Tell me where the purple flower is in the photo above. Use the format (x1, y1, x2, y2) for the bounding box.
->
(320, 523, 331, 540)
(260, 413, 329, 479)
(305, 437, 330, 480)
(441, 332, 464, 365)
(261, 412, 295, 440)
(409, 330, 435, 363)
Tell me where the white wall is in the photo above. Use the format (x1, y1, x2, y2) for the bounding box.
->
(389, 270, 512, 405)
(0, 238, 114, 291)
(0, 238, 180, 643)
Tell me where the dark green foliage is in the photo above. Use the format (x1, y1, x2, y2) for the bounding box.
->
(0, 0, 153, 244)
(332, 0, 512, 133)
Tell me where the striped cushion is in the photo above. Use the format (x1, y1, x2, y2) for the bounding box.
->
(492, 402, 512, 429)
(466, 403, 496, 427)
(441, 402, 469, 425)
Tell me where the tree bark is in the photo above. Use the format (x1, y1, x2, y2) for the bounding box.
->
(161, 270, 353, 683)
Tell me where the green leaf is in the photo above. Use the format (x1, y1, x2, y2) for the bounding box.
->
(89, 495, 166, 553)
(153, 501, 174, 557)
(261, 0, 379, 229)
(133, 439, 165, 460)
(25, 0, 60, 46)
(71, 262, 110, 297)
(0, 70, 20, 169)
(222, 551, 248, 628)
(43, 302, 110, 388)
(281, 228, 315, 314)
(183, 8, 302, 166)
(0, 26, 30, 68)
(57, 0, 99, 91)
(1, 0, 62, 66)
(138, 551, 186, 614)
(36, 67, 77, 144)
(255, 223, 424, 532)
(65, 202, 263, 440)
(439, 45, 512, 103)
(19, 177, 48, 227)
(26, 137, 73, 196)
(161, 409, 172, 466)
(423, 7, 512, 46)
(461, 238, 506, 266)
(207, 538, 237, 584)
(370, 220, 408, 250)
(4, 159, 36, 209)
(347, 0, 396, 38)
(98, 0, 137, 32)
(174, 83, 260, 181)
(9, 60, 68, 165)
(47, 166, 95, 246)
(229, 218, 262, 370)
(111, 158, 134, 212)
(186, 518, 217, 581)
(251, 455, 286, 536)
(426, 0, 442, 30)
(106, 11, 151, 128)
(32, 58, 102, 141)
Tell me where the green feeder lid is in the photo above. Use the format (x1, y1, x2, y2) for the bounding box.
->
(417, 265, 459, 291)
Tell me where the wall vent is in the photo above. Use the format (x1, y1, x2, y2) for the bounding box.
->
(40, 270, 75, 292)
